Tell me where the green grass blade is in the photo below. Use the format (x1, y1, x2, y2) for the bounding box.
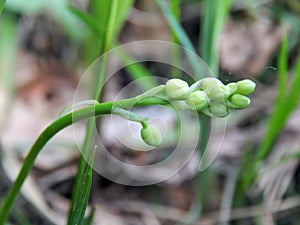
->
(201, 0, 231, 75)
(66, 117, 95, 225)
(170, 0, 180, 18)
(156, 0, 195, 52)
(68, 5, 104, 38)
(68, 148, 96, 225)
(0, 12, 17, 115)
(90, 0, 133, 39)
(77, 0, 133, 64)
(69, 7, 157, 90)
(66, 145, 92, 224)
(201, 1, 210, 64)
(95, 0, 120, 100)
(69, 3, 157, 90)
(90, 0, 110, 30)
(278, 35, 288, 99)
(287, 53, 300, 111)
(196, 1, 231, 220)
(156, 0, 204, 79)
(256, 39, 289, 160)
(101, 0, 119, 52)
(170, 0, 181, 78)
(68, 1, 128, 223)
(257, 40, 300, 161)
(0, 0, 5, 14)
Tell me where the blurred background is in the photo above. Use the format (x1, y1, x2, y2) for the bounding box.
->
(1, 0, 300, 224)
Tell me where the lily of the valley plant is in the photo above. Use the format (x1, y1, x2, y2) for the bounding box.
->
(0, 77, 255, 224)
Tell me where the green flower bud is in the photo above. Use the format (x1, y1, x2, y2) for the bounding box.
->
(226, 82, 238, 96)
(223, 85, 232, 99)
(210, 102, 229, 117)
(141, 124, 162, 147)
(201, 77, 223, 89)
(185, 90, 209, 110)
(230, 94, 251, 109)
(236, 79, 256, 95)
(165, 79, 189, 99)
(201, 78, 226, 101)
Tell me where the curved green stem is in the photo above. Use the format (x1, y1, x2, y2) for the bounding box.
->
(0, 97, 168, 224)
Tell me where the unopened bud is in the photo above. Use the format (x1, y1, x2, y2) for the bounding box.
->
(141, 124, 162, 147)
(210, 103, 228, 117)
(230, 94, 251, 109)
(201, 77, 223, 89)
(236, 79, 256, 95)
(165, 79, 189, 99)
(201, 78, 227, 101)
(226, 82, 238, 96)
(186, 91, 208, 110)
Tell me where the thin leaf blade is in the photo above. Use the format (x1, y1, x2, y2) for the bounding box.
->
(156, 0, 204, 79)
(257, 40, 300, 161)
(201, 0, 231, 75)
(0, 0, 5, 14)
(278, 35, 288, 99)
(68, 148, 96, 225)
(68, 5, 104, 38)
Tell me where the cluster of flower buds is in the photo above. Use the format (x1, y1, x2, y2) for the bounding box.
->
(164, 78, 256, 117)
(129, 77, 255, 147)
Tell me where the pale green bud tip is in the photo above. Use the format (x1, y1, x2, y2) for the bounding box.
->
(210, 103, 228, 117)
(201, 78, 226, 101)
(186, 91, 208, 110)
(236, 79, 256, 95)
(141, 125, 162, 147)
(230, 94, 251, 109)
(165, 79, 189, 99)
(201, 77, 223, 89)
(227, 82, 237, 89)
(226, 82, 237, 95)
